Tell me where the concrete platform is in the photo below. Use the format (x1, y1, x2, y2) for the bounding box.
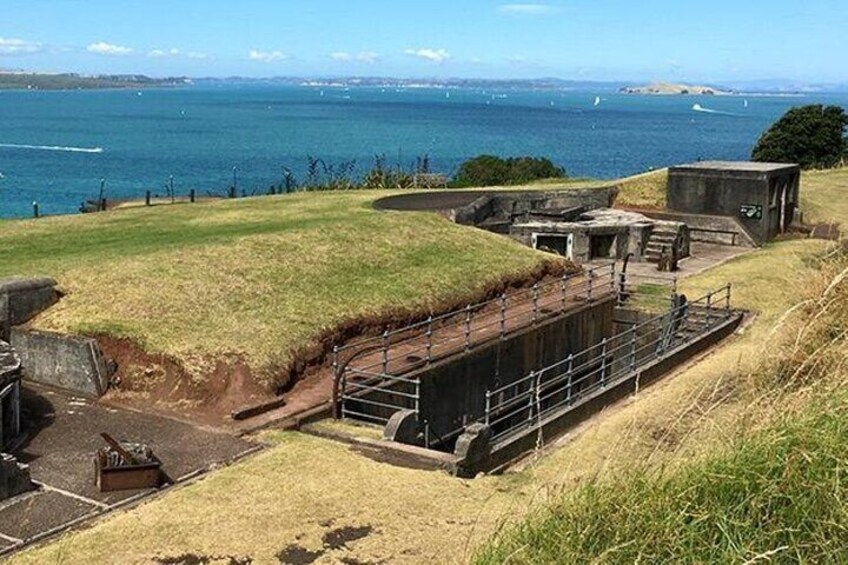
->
(1, 382, 260, 554)
(588, 242, 752, 281)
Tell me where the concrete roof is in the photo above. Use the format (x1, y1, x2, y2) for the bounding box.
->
(670, 161, 799, 173)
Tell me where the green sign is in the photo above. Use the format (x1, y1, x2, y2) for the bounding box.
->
(739, 204, 762, 220)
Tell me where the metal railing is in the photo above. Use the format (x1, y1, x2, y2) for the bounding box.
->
(334, 262, 616, 377)
(482, 283, 734, 442)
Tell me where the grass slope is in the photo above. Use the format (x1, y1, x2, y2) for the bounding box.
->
(8, 170, 848, 563)
(0, 191, 550, 385)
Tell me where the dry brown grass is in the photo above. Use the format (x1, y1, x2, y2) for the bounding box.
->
(614, 168, 668, 208)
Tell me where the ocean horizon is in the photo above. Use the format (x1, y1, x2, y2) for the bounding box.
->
(1, 84, 846, 219)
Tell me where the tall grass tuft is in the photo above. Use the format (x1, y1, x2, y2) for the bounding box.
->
(476, 242, 848, 563)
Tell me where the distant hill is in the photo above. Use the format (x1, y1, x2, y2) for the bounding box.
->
(619, 81, 732, 95)
(0, 72, 189, 90)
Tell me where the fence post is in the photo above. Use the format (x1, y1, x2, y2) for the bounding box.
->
(532, 283, 539, 323)
(706, 292, 713, 328)
(382, 330, 389, 374)
(566, 354, 573, 404)
(189, 189, 196, 203)
(32, 201, 39, 219)
(600, 337, 608, 388)
(424, 421, 430, 450)
(145, 190, 151, 206)
(425, 316, 433, 363)
(587, 268, 595, 302)
(500, 294, 507, 338)
(464, 304, 472, 350)
(630, 325, 637, 372)
(725, 283, 732, 315)
(561, 274, 567, 311)
(618, 272, 627, 305)
(526, 371, 536, 423)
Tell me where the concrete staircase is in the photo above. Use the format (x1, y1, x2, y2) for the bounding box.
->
(645, 225, 680, 263)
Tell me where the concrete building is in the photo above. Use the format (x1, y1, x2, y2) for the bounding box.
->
(510, 208, 690, 264)
(667, 161, 801, 245)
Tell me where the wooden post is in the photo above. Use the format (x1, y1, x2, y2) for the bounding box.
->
(145, 190, 151, 206)
(32, 201, 39, 218)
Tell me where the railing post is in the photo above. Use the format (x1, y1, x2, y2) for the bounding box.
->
(332, 345, 339, 377)
(484, 390, 491, 426)
(425, 315, 433, 363)
(532, 283, 539, 323)
(381, 330, 389, 374)
(340, 367, 348, 419)
(561, 274, 568, 311)
(629, 325, 637, 372)
(526, 371, 536, 423)
(600, 337, 607, 388)
(424, 420, 430, 449)
(500, 294, 507, 338)
(464, 304, 472, 350)
(706, 292, 713, 329)
(725, 283, 732, 316)
(618, 272, 627, 305)
(566, 354, 573, 404)
(587, 268, 595, 302)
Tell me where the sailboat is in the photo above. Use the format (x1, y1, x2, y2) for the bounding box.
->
(743, 99, 749, 108)
(593, 96, 601, 107)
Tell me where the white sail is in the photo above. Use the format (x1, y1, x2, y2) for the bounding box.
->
(593, 96, 601, 107)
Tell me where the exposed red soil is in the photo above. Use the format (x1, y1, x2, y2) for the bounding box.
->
(94, 258, 580, 428)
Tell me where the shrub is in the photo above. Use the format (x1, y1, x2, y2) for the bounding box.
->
(452, 155, 566, 187)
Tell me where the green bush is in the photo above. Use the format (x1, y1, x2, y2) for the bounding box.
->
(452, 155, 566, 187)
(752, 104, 848, 169)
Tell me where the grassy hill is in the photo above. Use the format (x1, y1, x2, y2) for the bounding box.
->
(9, 169, 848, 563)
(0, 190, 564, 412)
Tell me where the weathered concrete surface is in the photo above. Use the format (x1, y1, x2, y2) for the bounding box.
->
(667, 161, 800, 245)
(0, 278, 58, 341)
(459, 310, 744, 475)
(0, 341, 23, 450)
(0, 453, 32, 501)
(407, 298, 614, 447)
(632, 209, 757, 247)
(10, 329, 109, 397)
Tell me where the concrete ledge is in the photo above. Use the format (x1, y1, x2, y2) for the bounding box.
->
(9, 329, 108, 397)
(0, 278, 59, 341)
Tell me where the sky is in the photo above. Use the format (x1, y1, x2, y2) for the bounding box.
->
(0, 0, 846, 83)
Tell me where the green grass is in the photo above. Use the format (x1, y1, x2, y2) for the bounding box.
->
(477, 387, 848, 563)
(0, 191, 553, 385)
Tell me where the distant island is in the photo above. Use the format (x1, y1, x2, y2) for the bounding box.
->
(619, 82, 733, 96)
(0, 71, 189, 90)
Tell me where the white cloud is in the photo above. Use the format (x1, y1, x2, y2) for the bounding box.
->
(498, 3, 557, 15)
(404, 48, 450, 63)
(331, 51, 379, 63)
(249, 49, 287, 62)
(0, 37, 43, 55)
(147, 48, 207, 60)
(330, 52, 353, 62)
(87, 41, 133, 56)
(356, 51, 380, 64)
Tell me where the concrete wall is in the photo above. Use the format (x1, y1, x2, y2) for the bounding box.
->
(0, 341, 22, 450)
(632, 209, 757, 247)
(10, 329, 109, 397)
(0, 278, 59, 341)
(667, 166, 800, 245)
(406, 297, 615, 445)
(454, 310, 744, 476)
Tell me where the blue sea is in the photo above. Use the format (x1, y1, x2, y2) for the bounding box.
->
(1, 84, 846, 219)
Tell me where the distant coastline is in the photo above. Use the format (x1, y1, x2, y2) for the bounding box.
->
(0, 72, 189, 91)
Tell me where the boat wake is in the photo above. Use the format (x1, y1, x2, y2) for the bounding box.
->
(691, 104, 738, 117)
(0, 143, 104, 154)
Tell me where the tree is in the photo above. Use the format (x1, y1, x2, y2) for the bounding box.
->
(452, 155, 566, 187)
(752, 105, 848, 169)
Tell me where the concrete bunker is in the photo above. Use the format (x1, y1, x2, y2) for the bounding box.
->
(667, 161, 801, 245)
(332, 266, 743, 477)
